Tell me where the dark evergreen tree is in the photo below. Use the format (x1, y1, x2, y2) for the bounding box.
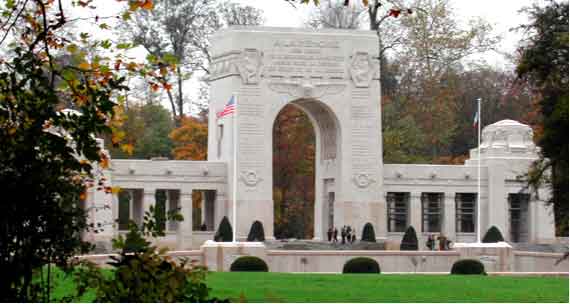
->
(361, 222, 376, 242)
(400, 226, 419, 250)
(482, 226, 505, 243)
(247, 220, 266, 242)
(214, 216, 233, 242)
(517, 1, 569, 236)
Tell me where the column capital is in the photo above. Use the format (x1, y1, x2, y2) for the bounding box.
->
(444, 192, 456, 199)
(180, 192, 193, 199)
(143, 187, 157, 195)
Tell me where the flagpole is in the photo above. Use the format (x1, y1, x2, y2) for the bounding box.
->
(477, 97, 482, 243)
(232, 93, 238, 243)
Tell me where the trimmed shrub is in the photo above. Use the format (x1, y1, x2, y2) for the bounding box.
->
(450, 259, 486, 275)
(342, 257, 381, 274)
(214, 216, 233, 242)
(482, 226, 505, 243)
(361, 223, 376, 242)
(230, 256, 269, 272)
(247, 220, 266, 242)
(400, 226, 419, 250)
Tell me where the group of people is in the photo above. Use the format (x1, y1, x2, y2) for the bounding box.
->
(326, 226, 357, 244)
(426, 234, 452, 251)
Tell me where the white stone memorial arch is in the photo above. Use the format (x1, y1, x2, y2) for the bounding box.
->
(207, 27, 385, 240)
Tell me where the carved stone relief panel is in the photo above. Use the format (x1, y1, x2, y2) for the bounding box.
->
(348, 52, 378, 88)
(268, 79, 346, 99)
(237, 48, 263, 85)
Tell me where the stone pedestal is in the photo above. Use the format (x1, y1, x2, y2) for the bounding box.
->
(201, 241, 267, 272)
(453, 242, 514, 272)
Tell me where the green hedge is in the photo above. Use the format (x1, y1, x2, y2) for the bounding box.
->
(230, 256, 269, 272)
(342, 257, 380, 274)
(450, 259, 486, 275)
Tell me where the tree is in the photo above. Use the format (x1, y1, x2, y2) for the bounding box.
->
(448, 66, 535, 160)
(516, 1, 569, 236)
(71, 206, 220, 302)
(389, 0, 498, 160)
(305, 0, 365, 29)
(214, 216, 233, 242)
(273, 105, 315, 239)
(120, 0, 218, 122)
(247, 221, 266, 242)
(361, 223, 376, 242)
(170, 115, 208, 160)
(0, 0, 158, 301)
(482, 226, 505, 243)
(121, 0, 264, 123)
(105, 103, 174, 159)
(400, 226, 419, 250)
(218, 1, 265, 27)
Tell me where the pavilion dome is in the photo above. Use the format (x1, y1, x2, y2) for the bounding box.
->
(479, 119, 536, 154)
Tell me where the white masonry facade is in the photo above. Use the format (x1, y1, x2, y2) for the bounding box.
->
(85, 27, 555, 251)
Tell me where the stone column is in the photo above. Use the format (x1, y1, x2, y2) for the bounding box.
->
(200, 191, 206, 228)
(177, 191, 193, 250)
(111, 192, 119, 237)
(443, 192, 456, 241)
(486, 161, 508, 240)
(142, 187, 156, 224)
(410, 192, 422, 233)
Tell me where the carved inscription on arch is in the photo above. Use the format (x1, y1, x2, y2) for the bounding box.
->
(264, 39, 345, 79)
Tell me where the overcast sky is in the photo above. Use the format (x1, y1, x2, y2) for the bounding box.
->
(77, 0, 546, 113)
(232, 0, 547, 68)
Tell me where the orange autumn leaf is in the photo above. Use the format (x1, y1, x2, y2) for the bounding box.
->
(78, 62, 90, 70)
(141, 0, 154, 10)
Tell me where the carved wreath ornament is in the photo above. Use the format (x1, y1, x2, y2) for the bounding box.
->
(236, 49, 263, 85)
(352, 173, 376, 188)
(240, 170, 263, 187)
(348, 52, 377, 88)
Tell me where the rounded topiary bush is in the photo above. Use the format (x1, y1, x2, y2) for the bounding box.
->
(450, 259, 486, 275)
(342, 257, 381, 274)
(400, 226, 418, 250)
(230, 256, 268, 272)
(361, 223, 376, 242)
(247, 220, 265, 242)
(482, 226, 505, 243)
(214, 216, 233, 242)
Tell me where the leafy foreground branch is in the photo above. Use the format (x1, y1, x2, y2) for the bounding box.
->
(69, 206, 228, 302)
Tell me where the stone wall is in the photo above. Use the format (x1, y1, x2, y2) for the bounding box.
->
(266, 250, 459, 273)
(78, 245, 568, 274)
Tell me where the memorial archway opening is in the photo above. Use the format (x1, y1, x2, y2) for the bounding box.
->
(272, 98, 341, 240)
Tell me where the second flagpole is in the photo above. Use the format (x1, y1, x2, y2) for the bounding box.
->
(233, 93, 238, 243)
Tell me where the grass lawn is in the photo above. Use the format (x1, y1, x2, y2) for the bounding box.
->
(48, 268, 568, 303)
(206, 272, 569, 303)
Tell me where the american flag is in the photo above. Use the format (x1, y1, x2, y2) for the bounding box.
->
(216, 95, 236, 119)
